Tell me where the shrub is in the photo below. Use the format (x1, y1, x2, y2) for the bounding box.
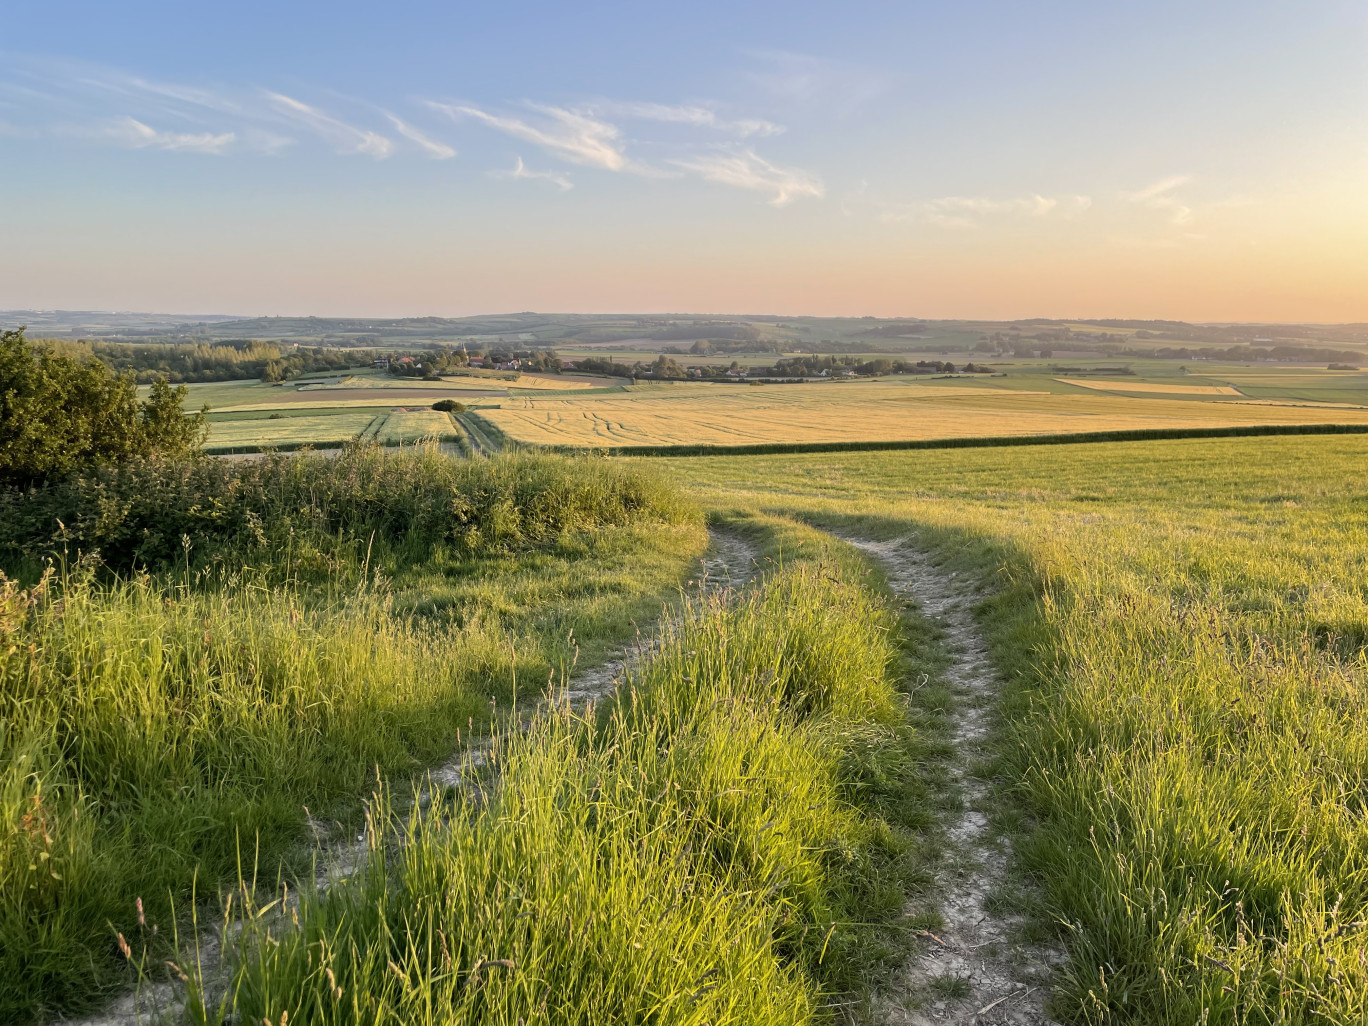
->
(431, 399, 466, 413)
(0, 446, 699, 574)
(0, 328, 206, 488)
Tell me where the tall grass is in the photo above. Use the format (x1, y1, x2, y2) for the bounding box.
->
(206, 537, 929, 1025)
(0, 450, 704, 1021)
(667, 434, 1368, 1024)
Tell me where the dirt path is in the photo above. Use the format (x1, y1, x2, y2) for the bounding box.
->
(846, 537, 1060, 1026)
(429, 530, 759, 788)
(60, 530, 761, 1026)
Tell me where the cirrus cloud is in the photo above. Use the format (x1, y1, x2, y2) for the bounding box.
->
(265, 92, 392, 158)
(669, 149, 824, 206)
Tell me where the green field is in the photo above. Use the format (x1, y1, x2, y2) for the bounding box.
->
(370, 408, 459, 444)
(4, 427, 1368, 1024)
(665, 435, 1368, 1023)
(204, 410, 379, 450)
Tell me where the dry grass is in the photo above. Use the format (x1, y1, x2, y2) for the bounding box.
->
(508, 372, 609, 390)
(1057, 378, 1241, 396)
(477, 380, 1368, 448)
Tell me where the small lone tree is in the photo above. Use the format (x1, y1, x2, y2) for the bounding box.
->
(431, 399, 466, 413)
(0, 327, 207, 488)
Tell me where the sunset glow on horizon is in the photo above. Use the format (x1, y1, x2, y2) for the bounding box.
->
(3, 0, 1366, 322)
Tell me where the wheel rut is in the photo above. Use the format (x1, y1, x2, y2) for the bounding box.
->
(845, 536, 1060, 1026)
(60, 529, 761, 1026)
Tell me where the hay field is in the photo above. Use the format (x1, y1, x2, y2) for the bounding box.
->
(508, 372, 613, 390)
(1057, 378, 1241, 396)
(300, 376, 492, 392)
(477, 380, 1368, 448)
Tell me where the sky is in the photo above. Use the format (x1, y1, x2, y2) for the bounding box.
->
(1, 0, 1366, 322)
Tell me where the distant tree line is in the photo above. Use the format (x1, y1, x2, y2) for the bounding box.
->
(1116, 344, 1363, 366)
(44, 339, 379, 384)
(585, 354, 992, 381)
(387, 349, 563, 378)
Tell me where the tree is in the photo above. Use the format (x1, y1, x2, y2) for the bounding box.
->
(0, 328, 207, 488)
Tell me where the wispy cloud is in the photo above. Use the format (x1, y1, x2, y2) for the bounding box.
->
(102, 116, 236, 154)
(1124, 174, 1193, 225)
(590, 101, 783, 138)
(2, 56, 821, 208)
(491, 156, 573, 191)
(266, 92, 392, 158)
(669, 149, 823, 206)
(431, 102, 629, 171)
(383, 113, 455, 159)
(874, 192, 1090, 229)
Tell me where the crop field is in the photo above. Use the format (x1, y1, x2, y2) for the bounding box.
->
(476, 378, 1368, 449)
(1056, 377, 1242, 396)
(203, 410, 378, 450)
(369, 408, 459, 444)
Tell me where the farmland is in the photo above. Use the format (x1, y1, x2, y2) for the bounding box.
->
(2, 420, 1367, 1024)
(171, 359, 1368, 456)
(7, 319, 1368, 1025)
(476, 378, 1368, 450)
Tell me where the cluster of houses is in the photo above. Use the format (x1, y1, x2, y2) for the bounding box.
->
(371, 354, 525, 372)
(467, 356, 522, 370)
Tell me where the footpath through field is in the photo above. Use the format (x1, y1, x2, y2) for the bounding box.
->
(425, 529, 760, 792)
(64, 529, 762, 1026)
(847, 536, 1061, 1026)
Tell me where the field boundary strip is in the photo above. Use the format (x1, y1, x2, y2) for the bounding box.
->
(535, 422, 1368, 457)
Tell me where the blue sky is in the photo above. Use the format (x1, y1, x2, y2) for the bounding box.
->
(2, 1, 1365, 319)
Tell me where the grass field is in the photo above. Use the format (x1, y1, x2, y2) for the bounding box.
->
(370, 409, 459, 444)
(0, 450, 707, 1021)
(204, 410, 378, 450)
(665, 434, 1368, 1024)
(5, 432, 1368, 1024)
(475, 379, 1368, 449)
(214, 518, 933, 1026)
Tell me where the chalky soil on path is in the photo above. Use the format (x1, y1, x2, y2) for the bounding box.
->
(848, 537, 1061, 1026)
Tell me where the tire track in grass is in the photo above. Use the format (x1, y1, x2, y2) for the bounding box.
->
(428, 528, 760, 788)
(846, 536, 1061, 1026)
(62, 530, 761, 1026)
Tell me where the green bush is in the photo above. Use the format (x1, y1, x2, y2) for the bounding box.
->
(431, 399, 466, 413)
(0, 446, 698, 574)
(0, 328, 206, 488)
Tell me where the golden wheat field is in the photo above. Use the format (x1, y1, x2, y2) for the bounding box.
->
(475, 380, 1368, 448)
(1056, 378, 1242, 396)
